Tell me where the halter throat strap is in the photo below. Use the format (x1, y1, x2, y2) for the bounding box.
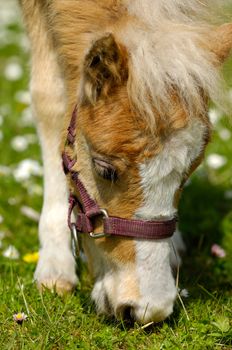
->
(63, 105, 177, 240)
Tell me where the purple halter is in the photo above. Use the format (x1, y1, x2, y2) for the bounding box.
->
(62, 105, 177, 243)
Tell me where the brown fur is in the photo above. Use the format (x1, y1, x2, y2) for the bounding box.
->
(209, 24, 232, 64)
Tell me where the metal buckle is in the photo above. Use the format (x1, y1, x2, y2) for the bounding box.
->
(70, 223, 80, 258)
(89, 209, 110, 239)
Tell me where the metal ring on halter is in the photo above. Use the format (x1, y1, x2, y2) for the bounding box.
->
(70, 223, 80, 258)
(89, 208, 110, 239)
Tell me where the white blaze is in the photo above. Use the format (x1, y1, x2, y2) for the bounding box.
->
(134, 119, 206, 322)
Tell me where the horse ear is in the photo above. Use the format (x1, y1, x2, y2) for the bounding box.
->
(208, 23, 232, 64)
(82, 34, 128, 104)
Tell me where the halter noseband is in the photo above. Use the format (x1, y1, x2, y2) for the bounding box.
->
(62, 105, 177, 249)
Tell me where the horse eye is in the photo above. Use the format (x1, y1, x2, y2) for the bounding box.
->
(93, 158, 118, 182)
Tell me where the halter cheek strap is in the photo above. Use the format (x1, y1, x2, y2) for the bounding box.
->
(62, 105, 177, 241)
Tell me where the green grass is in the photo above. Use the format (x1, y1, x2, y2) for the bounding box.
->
(0, 2, 231, 349)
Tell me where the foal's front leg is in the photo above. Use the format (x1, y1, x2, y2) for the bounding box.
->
(34, 120, 78, 294)
(28, 29, 78, 295)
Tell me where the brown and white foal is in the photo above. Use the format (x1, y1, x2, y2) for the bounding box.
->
(20, 0, 232, 324)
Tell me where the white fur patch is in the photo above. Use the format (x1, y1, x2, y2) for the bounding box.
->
(133, 118, 207, 322)
(134, 240, 176, 323)
(137, 118, 206, 219)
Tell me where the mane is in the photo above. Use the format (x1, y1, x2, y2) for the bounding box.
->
(125, 0, 226, 24)
(118, 0, 229, 130)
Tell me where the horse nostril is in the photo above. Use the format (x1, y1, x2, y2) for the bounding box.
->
(116, 303, 135, 322)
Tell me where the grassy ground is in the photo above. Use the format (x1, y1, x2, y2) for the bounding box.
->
(0, 1, 231, 349)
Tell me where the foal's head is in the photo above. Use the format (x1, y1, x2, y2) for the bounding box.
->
(65, 24, 232, 323)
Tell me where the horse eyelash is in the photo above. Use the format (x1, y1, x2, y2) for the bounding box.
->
(93, 160, 118, 182)
(102, 167, 118, 182)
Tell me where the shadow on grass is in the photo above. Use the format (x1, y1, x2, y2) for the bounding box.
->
(178, 175, 232, 294)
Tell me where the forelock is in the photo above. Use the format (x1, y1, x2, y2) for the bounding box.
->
(118, 0, 230, 131)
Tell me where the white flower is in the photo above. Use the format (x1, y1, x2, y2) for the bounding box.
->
(211, 244, 226, 258)
(11, 136, 29, 152)
(208, 108, 222, 125)
(0, 5, 19, 27)
(224, 190, 232, 199)
(20, 206, 40, 222)
(3, 245, 20, 260)
(206, 154, 227, 169)
(14, 90, 31, 105)
(179, 289, 189, 298)
(21, 107, 34, 126)
(11, 133, 37, 152)
(218, 129, 231, 141)
(4, 62, 23, 81)
(13, 159, 43, 182)
(13, 312, 28, 324)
